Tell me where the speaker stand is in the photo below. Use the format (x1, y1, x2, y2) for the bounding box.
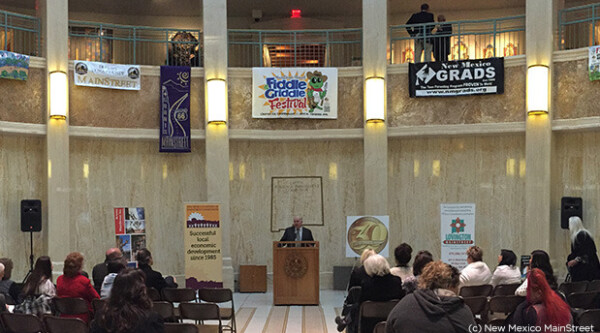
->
(22, 232, 34, 283)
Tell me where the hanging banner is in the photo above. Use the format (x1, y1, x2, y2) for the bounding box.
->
(114, 207, 146, 263)
(440, 203, 475, 270)
(184, 203, 223, 288)
(589, 45, 600, 81)
(74, 60, 140, 90)
(160, 66, 191, 152)
(345, 216, 389, 258)
(252, 67, 338, 119)
(0, 50, 29, 81)
(409, 58, 504, 97)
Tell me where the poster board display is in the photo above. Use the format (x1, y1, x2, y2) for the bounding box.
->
(184, 203, 223, 288)
(440, 203, 475, 270)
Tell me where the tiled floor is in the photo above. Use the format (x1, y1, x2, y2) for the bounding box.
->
(231, 290, 346, 333)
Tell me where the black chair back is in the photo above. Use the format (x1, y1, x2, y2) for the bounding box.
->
(164, 323, 199, 333)
(567, 291, 599, 310)
(198, 288, 236, 332)
(179, 302, 222, 332)
(488, 295, 525, 314)
(147, 287, 161, 301)
(162, 288, 197, 303)
(358, 300, 399, 333)
(54, 297, 89, 316)
(92, 298, 107, 314)
(152, 301, 175, 321)
(577, 309, 600, 327)
(559, 281, 589, 296)
(0, 313, 44, 333)
(460, 284, 493, 297)
(44, 316, 88, 333)
(587, 280, 600, 292)
(493, 283, 521, 296)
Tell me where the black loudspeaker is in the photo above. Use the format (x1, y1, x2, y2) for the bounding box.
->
(21, 199, 42, 232)
(561, 197, 582, 230)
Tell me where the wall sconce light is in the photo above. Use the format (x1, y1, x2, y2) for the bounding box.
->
(527, 65, 549, 115)
(207, 78, 227, 124)
(365, 76, 385, 123)
(49, 71, 68, 120)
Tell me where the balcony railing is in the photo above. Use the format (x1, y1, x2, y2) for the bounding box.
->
(228, 28, 362, 67)
(0, 9, 41, 56)
(68, 21, 203, 66)
(559, 3, 600, 50)
(389, 15, 525, 64)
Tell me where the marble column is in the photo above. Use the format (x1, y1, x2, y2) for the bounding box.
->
(203, 0, 234, 289)
(363, 0, 388, 215)
(40, 0, 70, 278)
(524, 0, 554, 253)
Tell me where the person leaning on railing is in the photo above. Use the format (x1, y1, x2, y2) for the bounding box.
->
(406, 3, 435, 62)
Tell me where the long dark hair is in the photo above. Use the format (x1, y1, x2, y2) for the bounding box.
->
(498, 249, 517, 267)
(530, 250, 557, 289)
(22, 256, 52, 296)
(412, 250, 434, 276)
(96, 268, 152, 333)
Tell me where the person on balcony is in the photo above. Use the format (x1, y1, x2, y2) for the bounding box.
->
(433, 15, 452, 62)
(406, 3, 435, 62)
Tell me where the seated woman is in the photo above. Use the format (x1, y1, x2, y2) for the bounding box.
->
(402, 250, 433, 293)
(56, 252, 100, 323)
(14, 256, 55, 316)
(0, 258, 22, 304)
(491, 249, 522, 287)
(335, 249, 375, 331)
(515, 250, 557, 296)
(390, 243, 414, 282)
(91, 268, 164, 333)
(135, 248, 177, 292)
(567, 216, 600, 282)
(386, 261, 475, 333)
(506, 268, 572, 330)
(459, 245, 492, 288)
(100, 258, 126, 298)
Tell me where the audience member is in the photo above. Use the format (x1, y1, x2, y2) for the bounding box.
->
(406, 3, 435, 62)
(491, 249, 522, 287)
(136, 248, 177, 292)
(57, 252, 100, 323)
(515, 250, 557, 296)
(0, 258, 21, 304)
(14, 256, 55, 316)
(433, 15, 452, 61)
(386, 261, 474, 333)
(566, 216, 600, 281)
(91, 268, 164, 333)
(92, 248, 123, 294)
(505, 268, 572, 330)
(390, 243, 414, 282)
(459, 246, 492, 288)
(100, 258, 126, 298)
(403, 250, 433, 293)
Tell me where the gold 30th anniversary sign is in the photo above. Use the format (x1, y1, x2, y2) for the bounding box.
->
(345, 216, 389, 257)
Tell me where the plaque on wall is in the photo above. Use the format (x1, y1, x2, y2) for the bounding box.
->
(271, 176, 324, 232)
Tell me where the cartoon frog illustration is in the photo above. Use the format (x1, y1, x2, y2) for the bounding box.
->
(306, 71, 328, 112)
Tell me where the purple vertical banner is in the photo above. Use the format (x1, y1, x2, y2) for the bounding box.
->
(160, 66, 191, 152)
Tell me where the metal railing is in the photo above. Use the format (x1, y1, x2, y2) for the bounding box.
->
(228, 28, 362, 67)
(68, 21, 203, 66)
(559, 3, 600, 50)
(0, 9, 41, 56)
(389, 15, 525, 64)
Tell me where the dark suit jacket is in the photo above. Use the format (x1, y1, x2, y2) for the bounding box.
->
(406, 11, 435, 38)
(92, 262, 108, 294)
(280, 226, 314, 243)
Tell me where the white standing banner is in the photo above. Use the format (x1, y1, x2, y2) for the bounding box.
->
(440, 203, 475, 270)
(589, 45, 600, 81)
(74, 60, 141, 90)
(252, 67, 337, 119)
(346, 216, 389, 258)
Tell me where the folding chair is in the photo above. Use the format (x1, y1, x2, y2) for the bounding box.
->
(179, 302, 222, 333)
(577, 309, 600, 327)
(587, 280, 600, 292)
(462, 296, 489, 324)
(148, 287, 162, 301)
(357, 300, 399, 333)
(559, 281, 589, 297)
(165, 323, 199, 333)
(487, 295, 525, 326)
(152, 301, 175, 322)
(0, 313, 45, 333)
(198, 288, 236, 333)
(162, 288, 197, 319)
(43, 316, 88, 333)
(492, 283, 521, 296)
(53, 297, 89, 317)
(459, 284, 493, 297)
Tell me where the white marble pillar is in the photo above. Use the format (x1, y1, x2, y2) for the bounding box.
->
(203, 0, 234, 289)
(524, 0, 554, 253)
(363, 0, 388, 215)
(40, 0, 70, 278)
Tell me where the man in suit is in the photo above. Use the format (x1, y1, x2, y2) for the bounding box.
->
(91, 248, 122, 294)
(406, 3, 435, 62)
(280, 216, 314, 246)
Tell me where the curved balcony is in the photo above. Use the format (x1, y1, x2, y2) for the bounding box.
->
(0, 9, 41, 56)
(559, 2, 600, 50)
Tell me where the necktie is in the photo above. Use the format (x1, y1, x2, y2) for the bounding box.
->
(295, 228, 301, 247)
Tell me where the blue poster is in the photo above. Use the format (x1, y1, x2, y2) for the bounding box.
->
(0, 51, 29, 81)
(160, 66, 191, 152)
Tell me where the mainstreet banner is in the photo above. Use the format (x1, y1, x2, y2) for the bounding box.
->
(160, 66, 191, 152)
(589, 45, 600, 81)
(0, 50, 29, 81)
(440, 203, 475, 270)
(409, 58, 504, 97)
(74, 60, 140, 90)
(253, 67, 338, 118)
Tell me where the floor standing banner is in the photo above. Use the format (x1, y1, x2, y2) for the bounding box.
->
(114, 207, 146, 264)
(346, 216, 390, 258)
(160, 66, 191, 152)
(184, 203, 223, 288)
(440, 203, 475, 270)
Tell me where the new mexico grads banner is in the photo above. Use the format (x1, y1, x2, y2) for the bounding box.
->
(184, 204, 223, 288)
(252, 67, 338, 118)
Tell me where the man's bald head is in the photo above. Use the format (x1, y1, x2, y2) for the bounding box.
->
(105, 248, 123, 261)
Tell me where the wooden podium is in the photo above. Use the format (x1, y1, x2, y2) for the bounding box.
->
(273, 241, 319, 305)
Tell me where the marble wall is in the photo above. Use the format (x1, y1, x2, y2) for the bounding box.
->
(69, 138, 206, 276)
(388, 134, 527, 271)
(551, 131, 600, 278)
(0, 134, 46, 280)
(229, 140, 365, 287)
(0, 68, 46, 124)
(69, 72, 204, 129)
(553, 59, 600, 120)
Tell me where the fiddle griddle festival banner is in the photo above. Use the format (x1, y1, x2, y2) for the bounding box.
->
(184, 203, 223, 288)
(440, 203, 475, 270)
(345, 216, 389, 258)
(589, 45, 600, 81)
(252, 67, 338, 119)
(114, 207, 147, 263)
(74, 60, 140, 90)
(160, 66, 191, 152)
(0, 50, 29, 81)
